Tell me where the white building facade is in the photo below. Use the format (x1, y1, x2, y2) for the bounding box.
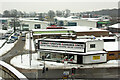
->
(37, 39, 107, 64)
(19, 19, 49, 31)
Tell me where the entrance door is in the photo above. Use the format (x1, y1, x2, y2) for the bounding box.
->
(77, 55, 83, 64)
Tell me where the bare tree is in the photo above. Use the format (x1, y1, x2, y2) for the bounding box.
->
(56, 10, 63, 17)
(29, 12, 37, 17)
(10, 9, 18, 17)
(64, 9, 71, 18)
(38, 13, 44, 21)
(48, 10, 55, 21)
(3, 10, 10, 17)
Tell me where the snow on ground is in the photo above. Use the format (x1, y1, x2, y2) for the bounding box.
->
(24, 33, 35, 51)
(0, 77, 3, 79)
(0, 29, 13, 34)
(11, 53, 44, 69)
(109, 23, 120, 28)
(0, 34, 19, 56)
(0, 29, 8, 34)
(0, 43, 16, 56)
(0, 40, 6, 48)
(10, 53, 120, 70)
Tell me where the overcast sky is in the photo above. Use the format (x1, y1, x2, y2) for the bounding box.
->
(0, 0, 119, 13)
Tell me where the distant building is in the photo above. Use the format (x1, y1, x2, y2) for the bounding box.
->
(32, 29, 76, 39)
(104, 41, 120, 60)
(107, 23, 120, 33)
(0, 18, 11, 30)
(54, 16, 111, 29)
(65, 26, 109, 37)
(19, 18, 49, 31)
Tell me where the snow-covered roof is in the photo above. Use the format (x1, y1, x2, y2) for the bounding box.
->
(65, 26, 108, 32)
(19, 18, 49, 24)
(39, 49, 107, 55)
(32, 29, 72, 31)
(32, 29, 74, 35)
(104, 41, 120, 51)
(80, 18, 100, 22)
(0, 60, 28, 79)
(96, 36, 116, 40)
(33, 33, 73, 35)
(0, 18, 9, 20)
(38, 38, 102, 43)
(54, 17, 79, 21)
(109, 23, 120, 29)
(77, 35, 95, 39)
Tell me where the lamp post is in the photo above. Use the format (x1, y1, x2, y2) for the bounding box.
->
(29, 31, 32, 67)
(41, 37, 47, 73)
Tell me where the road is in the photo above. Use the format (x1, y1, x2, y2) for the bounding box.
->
(0, 36, 26, 63)
(0, 36, 120, 79)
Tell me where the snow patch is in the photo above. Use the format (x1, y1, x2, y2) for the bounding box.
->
(24, 33, 35, 51)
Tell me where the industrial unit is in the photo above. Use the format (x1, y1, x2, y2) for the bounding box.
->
(65, 26, 109, 37)
(32, 26, 109, 40)
(32, 29, 76, 39)
(54, 16, 111, 29)
(19, 19, 49, 31)
(104, 41, 120, 60)
(37, 39, 107, 64)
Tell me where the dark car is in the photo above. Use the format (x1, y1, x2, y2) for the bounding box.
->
(14, 33, 20, 36)
(22, 37, 25, 41)
(11, 36, 18, 40)
(21, 33, 26, 37)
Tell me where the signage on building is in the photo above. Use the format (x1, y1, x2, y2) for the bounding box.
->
(93, 56, 100, 60)
(39, 41, 85, 52)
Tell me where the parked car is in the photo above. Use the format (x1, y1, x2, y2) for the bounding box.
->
(6, 32, 11, 34)
(14, 33, 20, 36)
(0, 35, 9, 40)
(22, 37, 26, 41)
(21, 33, 26, 37)
(0, 36, 6, 40)
(11, 36, 18, 40)
(7, 39, 15, 44)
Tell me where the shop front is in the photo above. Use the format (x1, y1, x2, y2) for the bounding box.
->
(37, 39, 107, 64)
(38, 49, 107, 64)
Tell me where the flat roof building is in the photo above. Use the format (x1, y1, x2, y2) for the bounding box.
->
(19, 19, 49, 31)
(104, 41, 120, 60)
(37, 39, 107, 64)
(32, 29, 76, 39)
(65, 26, 109, 37)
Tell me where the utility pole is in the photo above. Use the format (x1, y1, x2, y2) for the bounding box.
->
(13, 18, 16, 33)
(29, 31, 32, 67)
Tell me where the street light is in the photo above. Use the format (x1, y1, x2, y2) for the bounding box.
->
(29, 31, 32, 67)
(40, 37, 48, 73)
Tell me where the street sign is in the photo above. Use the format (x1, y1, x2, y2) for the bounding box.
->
(63, 71, 69, 75)
(63, 71, 69, 79)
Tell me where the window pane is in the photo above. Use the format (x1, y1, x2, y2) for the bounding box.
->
(90, 44, 95, 48)
(109, 54, 114, 56)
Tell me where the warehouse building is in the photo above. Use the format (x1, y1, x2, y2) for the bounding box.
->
(54, 16, 111, 29)
(19, 19, 49, 31)
(37, 39, 107, 64)
(32, 29, 76, 39)
(104, 41, 120, 60)
(65, 26, 109, 37)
